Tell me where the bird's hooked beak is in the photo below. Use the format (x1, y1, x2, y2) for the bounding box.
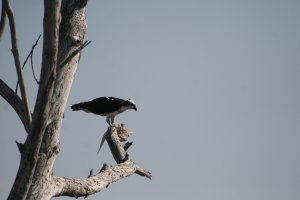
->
(128, 99, 137, 111)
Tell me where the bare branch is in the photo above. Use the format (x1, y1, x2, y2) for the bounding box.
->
(59, 124, 151, 198)
(57, 40, 91, 70)
(135, 165, 152, 179)
(53, 160, 139, 198)
(0, 0, 7, 39)
(111, 125, 152, 178)
(15, 141, 24, 153)
(106, 126, 129, 163)
(105, 125, 152, 178)
(5, 0, 32, 127)
(99, 123, 134, 154)
(15, 34, 41, 92)
(0, 79, 29, 132)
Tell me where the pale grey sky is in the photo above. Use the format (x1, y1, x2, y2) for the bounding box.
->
(1, 0, 300, 200)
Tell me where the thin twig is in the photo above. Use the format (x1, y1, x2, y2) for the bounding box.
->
(23, 34, 41, 70)
(58, 40, 91, 69)
(5, 0, 32, 127)
(15, 34, 41, 93)
(135, 165, 152, 179)
(30, 44, 40, 84)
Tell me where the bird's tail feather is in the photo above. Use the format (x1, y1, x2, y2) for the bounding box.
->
(71, 102, 86, 111)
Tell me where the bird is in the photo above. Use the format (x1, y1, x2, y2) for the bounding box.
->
(70, 96, 137, 126)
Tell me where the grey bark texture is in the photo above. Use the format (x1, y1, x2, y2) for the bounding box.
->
(0, 0, 151, 199)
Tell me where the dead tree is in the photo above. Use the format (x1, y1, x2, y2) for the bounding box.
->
(0, 0, 151, 199)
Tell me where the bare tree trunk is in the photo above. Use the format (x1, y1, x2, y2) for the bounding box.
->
(1, 0, 151, 199)
(7, 0, 86, 199)
(26, 0, 88, 199)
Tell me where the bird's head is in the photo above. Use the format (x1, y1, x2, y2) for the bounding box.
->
(125, 99, 137, 111)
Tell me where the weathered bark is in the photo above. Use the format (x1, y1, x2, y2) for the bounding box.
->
(25, 0, 88, 199)
(7, 0, 86, 199)
(53, 160, 138, 198)
(106, 126, 129, 163)
(1, 0, 151, 199)
(52, 127, 151, 198)
(7, 0, 61, 199)
(105, 125, 151, 178)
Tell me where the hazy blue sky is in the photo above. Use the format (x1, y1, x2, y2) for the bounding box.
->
(1, 0, 300, 200)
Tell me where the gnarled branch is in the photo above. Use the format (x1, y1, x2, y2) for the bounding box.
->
(106, 125, 152, 178)
(53, 160, 138, 198)
(53, 127, 151, 198)
(106, 126, 130, 163)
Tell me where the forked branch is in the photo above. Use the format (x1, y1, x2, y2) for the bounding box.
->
(105, 126, 151, 178)
(53, 126, 151, 198)
(15, 34, 41, 93)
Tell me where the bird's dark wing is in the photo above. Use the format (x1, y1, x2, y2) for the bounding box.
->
(73, 96, 123, 115)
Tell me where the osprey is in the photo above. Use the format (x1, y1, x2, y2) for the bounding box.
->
(71, 96, 137, 125)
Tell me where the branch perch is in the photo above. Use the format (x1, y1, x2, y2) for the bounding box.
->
(106, 125, 152, 178)
(52, 126, 151, 197)
(106, 125, 130, 163)
(53, 160, 138, 198)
